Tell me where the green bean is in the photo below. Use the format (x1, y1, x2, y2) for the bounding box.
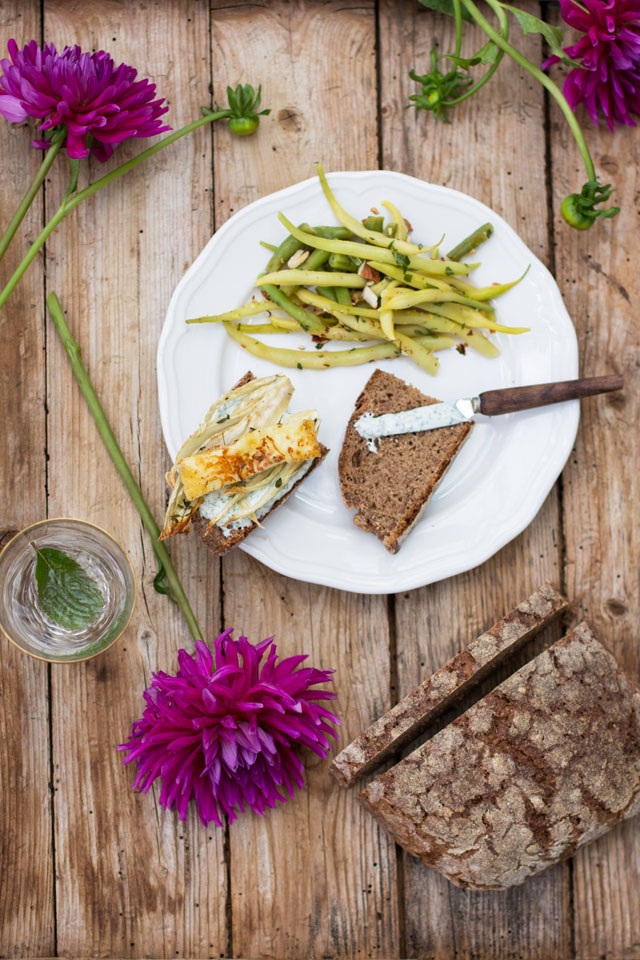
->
(266, 223, 312, 272)
(333, 285, 353, 307)
(259, 282, 325, 335)
(278, 214, 473, 275)
(328, 252, 360, 272)
(321, 286, 338, 302)
(447, 222, 494, 261)
(311, 225, 351, 239)
(223, 322, 400, 368)
(186, 299, 279, 324)
(259, 269, 366, 288)
(362, 215, 384, 232)
(305, 248, 331, 271)
(260, 240, 278, 252)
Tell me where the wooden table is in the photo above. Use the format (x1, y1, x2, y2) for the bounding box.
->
(1, 2, 637, 957)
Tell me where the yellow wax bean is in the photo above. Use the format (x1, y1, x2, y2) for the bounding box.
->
(295, 287, 382, 318)
(258, 269, 366, 288)
(367, 260, 456, 294)
(394, 330, 439, 375)
(277, 214, 473, 276)
(316, 163, 436, 255)
(384, 289, 495, 312)
(381, 200, 408, 241)
(419, 302, 528, 334)
(186, 299, 280, 324)
(223, 322, 400, 368)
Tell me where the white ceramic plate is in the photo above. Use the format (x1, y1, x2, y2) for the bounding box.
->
(157, 171, 578, 594)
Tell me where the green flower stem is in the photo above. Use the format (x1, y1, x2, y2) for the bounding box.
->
(0, 133, 64, 263)
(444, 3, 508, 107)
(46, 291, 205, 646)
(0, 109, 232, 312)
(461, 0, 596, 181)
(453, 0, 463, 57)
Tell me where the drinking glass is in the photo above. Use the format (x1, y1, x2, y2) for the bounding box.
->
(0, 518, 135, 662)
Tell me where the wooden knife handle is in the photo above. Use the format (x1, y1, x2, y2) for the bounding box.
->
(478, 375, 624, 417)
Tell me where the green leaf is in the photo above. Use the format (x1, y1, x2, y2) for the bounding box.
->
(448, 39, 499, 69)
(418, 0, 473, 22)
(34, 546, 104, 632)
(501, 4, 583, 68)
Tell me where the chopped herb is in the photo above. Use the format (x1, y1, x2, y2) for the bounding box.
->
(216, 414, 230, 423)
(275, 478, 283, 488)
(417, 242, 423, 249)
(296, 362, 302, 369)
(426, 282, 438, 289)
(404, 272, 412, 283)
(445, 265, 454, 276)
(392, 250, 411, 269)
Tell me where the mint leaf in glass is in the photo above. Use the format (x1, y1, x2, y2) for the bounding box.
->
(33, 546, 104, 631)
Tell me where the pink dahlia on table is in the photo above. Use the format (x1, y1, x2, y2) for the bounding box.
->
(119, 630, 340, 826)
(0, 39, 170, 160)
(546, 0, 640, 129)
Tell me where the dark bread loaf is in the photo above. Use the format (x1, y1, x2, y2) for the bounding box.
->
(193, 443, 328, 556)
(338, 369, 473, 553)
(360, 621, 640, 889)
(331, 582, 568, 786)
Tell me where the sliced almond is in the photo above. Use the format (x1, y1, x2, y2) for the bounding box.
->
(358, 262, 381, 283)
(287, 249, 310, 269)
(362, 285, 379, 309)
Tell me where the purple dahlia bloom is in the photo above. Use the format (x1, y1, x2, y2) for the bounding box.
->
(545, 0, 640, 130)
(0, 39, 170, 160)
(119, 630, 340, 827)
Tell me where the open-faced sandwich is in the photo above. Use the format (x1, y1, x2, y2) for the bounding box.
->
(160, 372, 327, 555)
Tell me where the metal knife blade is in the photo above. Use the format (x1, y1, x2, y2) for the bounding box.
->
(355, 397, 479, 441)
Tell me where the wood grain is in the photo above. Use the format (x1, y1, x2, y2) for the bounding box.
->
(0, 2, 55, 956)
(378, 2, 571, 957)
(211, 1, 399, 956)
(548, 35, 640, 960)
(43, 1, 226, 956)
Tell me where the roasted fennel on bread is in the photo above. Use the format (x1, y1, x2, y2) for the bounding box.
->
(160, 373, 326, 553)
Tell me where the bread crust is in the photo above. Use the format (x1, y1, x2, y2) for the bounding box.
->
(360, 621, 640, 889)
(331, 582, 569, 786)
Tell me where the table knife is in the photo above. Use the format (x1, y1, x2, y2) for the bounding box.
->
(354, 375, 624, 441)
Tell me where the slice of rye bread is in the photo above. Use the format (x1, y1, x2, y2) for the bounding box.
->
(330, 582, 568, 787)
(360, 621, 640, 890)
(338, 369, 473, 553)
(192, 443, 328, 556)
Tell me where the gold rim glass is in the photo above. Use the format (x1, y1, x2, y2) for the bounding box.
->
(0, 518, 135, 662)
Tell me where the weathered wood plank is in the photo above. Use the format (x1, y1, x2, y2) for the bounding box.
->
(378, 3, 572, 957)
(0, 2, 55, 956)
(211, 1, 400, 956)
(43, 1, 226, 955)
(548, 40, 640, 960)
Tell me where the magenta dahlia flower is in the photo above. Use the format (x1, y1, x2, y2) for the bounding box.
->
(119, 630, 340, 826)
(0, 39, 170, 160)
(545, 0, 640, 130)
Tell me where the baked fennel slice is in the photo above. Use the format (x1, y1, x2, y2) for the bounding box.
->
(161, 373, 323, 543)
(161, 373, 293, 539)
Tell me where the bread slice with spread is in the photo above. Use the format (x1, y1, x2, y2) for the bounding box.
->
(161, 372, 327, 555)
(339, 369, 472, 553)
